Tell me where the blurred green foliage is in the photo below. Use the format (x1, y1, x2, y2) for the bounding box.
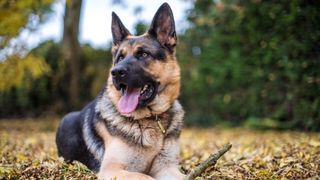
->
(178, 0, 320, 130)
(0, 54, 51, 92)
(1, 1, 319, 130)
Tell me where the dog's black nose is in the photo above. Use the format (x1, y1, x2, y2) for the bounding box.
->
(111, 66, 127, 79)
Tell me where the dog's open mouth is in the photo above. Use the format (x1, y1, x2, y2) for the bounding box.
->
(118, 82, 157, 114)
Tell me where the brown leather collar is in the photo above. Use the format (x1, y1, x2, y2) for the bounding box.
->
(123, 112, 169, 134)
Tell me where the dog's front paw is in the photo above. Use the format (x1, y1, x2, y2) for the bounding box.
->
(153, 167, 186, 180)
(98, 170, 155, 180)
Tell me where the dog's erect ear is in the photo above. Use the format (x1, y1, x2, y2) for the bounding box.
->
(111, 12, 131, 45)
(148, 3, 177, 51)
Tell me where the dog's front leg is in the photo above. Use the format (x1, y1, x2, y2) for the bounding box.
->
(149, 139, 186, 180)
(95, 122, 155, 180)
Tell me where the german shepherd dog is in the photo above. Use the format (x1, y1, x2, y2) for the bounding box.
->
(56, 3, 185, 180)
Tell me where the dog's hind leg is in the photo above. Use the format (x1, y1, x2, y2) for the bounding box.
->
(56, 112, 100, 171)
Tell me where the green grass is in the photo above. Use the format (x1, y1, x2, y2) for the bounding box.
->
(0, 118, 319, 179)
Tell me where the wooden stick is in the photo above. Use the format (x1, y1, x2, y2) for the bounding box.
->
(184, 143, 232, 180)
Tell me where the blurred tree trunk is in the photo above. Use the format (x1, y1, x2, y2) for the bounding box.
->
(62, 0, 82, 108)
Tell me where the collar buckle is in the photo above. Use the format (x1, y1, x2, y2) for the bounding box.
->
(155, 114, 166, 134)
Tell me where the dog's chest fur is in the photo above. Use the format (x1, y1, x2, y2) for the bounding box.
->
(89, 90, 184, 172)
(104, 119, 166, 172)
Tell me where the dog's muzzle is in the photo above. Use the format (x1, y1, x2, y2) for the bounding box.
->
(111, 62, 159, 114)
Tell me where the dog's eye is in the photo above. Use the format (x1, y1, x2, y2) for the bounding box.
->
(136, 51, 150, 60)
(118, 55, 124, 61)
(142, 52, 149, 58)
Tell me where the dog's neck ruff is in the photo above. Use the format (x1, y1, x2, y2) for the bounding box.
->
(119, 113, 167, 134)
(95, 91, 184, 147)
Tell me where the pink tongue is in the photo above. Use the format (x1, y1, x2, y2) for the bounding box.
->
(118, 88, 141, 114)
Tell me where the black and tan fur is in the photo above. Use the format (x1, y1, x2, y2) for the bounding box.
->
(56, 3, 185, 180)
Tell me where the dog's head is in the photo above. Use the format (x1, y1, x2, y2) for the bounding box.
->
(106, 3, 181, 119)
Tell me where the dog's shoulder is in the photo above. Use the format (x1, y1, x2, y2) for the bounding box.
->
(165, 100, 185, 139)
(79, 98, 105, 162)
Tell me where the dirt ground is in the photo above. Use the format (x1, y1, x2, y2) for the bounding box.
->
(0, 118, 319, 179)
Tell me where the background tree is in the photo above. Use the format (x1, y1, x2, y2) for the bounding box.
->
(0, 0, 54, 116)
(0, 0, 111, 116)
(0, 0, 54, 91)
(0, 0, 54, 49)
(62, 0, 83, 108)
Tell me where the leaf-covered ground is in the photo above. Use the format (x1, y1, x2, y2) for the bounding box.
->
(0, 118, 319, 179)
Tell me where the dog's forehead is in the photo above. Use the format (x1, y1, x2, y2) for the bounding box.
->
(119, 36, 162, 52)
(112, 35, 167, 61)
